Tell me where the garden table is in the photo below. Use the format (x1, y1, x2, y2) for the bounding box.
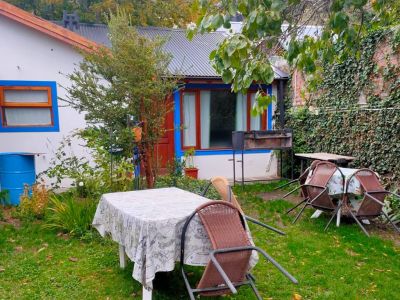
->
(92, 187, 257, 300)
(296, 152, 356, 174)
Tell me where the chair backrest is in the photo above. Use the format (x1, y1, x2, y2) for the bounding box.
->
(195, 201, 252, 295)
(351, 169, 386, 217)
(211, 176, 244, 214)
(306, 161, 339, 210)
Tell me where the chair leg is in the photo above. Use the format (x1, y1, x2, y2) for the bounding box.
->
(274, 179, 297, 191)
(247, 274, 262, 300)
(283, 186, 301, 199)
(324, 202, 342, 232)
(348, 210, 370, 237)
(286, 198, 307, 214)
(381, 211, 400, 234)
(292, 202, 308, 224)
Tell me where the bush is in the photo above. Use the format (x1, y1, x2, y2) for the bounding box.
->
(155, 175, 220, 200)
(18, 183, 49, 220)
(383, 194, 400, 226)
(44, 193, 98, 236)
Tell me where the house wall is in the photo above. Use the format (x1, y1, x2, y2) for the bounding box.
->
(0, 16, 89, 181)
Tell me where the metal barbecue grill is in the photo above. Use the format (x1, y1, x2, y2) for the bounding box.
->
(231, 129, 293, 185)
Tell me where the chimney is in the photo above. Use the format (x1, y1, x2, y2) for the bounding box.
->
(62, 11, 80, 31)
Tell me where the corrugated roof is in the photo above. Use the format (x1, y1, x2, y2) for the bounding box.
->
(53, 22, 288, 79)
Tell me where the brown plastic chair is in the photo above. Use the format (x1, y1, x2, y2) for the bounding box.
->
(344, 168, 400, 237)
(202, 176, 285, 235)
(290, 161, 344, 228)
(180, 201, 298, 300)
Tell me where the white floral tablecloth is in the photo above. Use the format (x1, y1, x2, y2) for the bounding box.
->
(92, 187, 257, 288)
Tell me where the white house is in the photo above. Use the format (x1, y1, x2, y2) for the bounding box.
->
(0, 1, 289, 185)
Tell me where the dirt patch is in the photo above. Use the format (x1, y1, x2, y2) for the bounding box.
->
(0, 207, 21, 228)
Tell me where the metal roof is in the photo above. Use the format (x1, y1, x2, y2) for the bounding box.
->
(53, 22, 288, 79)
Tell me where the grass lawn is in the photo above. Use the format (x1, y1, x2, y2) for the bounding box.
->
(1, 181, 399, 299)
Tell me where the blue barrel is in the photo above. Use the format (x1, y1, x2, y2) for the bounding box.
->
(0, 153, 36, 206)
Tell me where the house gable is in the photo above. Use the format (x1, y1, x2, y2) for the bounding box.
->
(0, 1, 98, 51)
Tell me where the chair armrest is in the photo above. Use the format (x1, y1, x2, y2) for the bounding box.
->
(244, 215, 285, 235)
(210, 246, 298, 285)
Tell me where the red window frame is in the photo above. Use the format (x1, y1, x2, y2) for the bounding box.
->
(180, 88, 269, 150)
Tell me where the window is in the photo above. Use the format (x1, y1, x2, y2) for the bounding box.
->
(181, 89, 268, 149)
(0, 81, 59, 132)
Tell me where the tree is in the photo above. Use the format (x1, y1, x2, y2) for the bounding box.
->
(64, 10, 178, 188)
(188, 0, 400, 110)
(4, 0, 198, 26)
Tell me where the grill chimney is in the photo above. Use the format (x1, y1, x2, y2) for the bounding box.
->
(62, 11, 80, 31)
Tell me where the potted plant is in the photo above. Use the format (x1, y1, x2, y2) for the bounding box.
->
(183, 148, 198, 179)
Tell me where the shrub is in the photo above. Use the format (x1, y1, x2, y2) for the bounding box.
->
(18, 183, 49, 220)
(383, 194, 400, 226)
(44, 193, 98, 236)
(155, 175, 220, 200)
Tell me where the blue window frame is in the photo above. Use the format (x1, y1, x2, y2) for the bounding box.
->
(0, 81, 59, 132)
(174, 83, 272, 158)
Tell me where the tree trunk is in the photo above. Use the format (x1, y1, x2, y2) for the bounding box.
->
(139, 98, 155, 188)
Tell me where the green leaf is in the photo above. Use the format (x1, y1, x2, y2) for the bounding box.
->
(212, 14, 224, 29)
(222, 69, 233, 83)
(209, 49, 217, 60)
(271, 0, 285, 11)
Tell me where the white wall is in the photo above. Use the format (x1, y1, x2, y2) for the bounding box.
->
(0, 16, 90, 180)
(194, 152, 278, 181)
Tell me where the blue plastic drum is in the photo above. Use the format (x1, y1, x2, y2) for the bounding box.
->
(0, 153, 36, 206)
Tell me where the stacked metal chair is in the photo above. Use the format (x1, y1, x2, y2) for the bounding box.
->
(344, 168, 400, 236)
(287, 161, 345, 229)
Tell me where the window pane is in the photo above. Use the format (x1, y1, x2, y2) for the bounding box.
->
(250, 93, 262, 130)
(208, 90, 236, 148)
(182, 93, 196, 147)
(4, 108, 52, 126)
(200, 91, 210, 149)
(4, 89, 49, 103)
(235, 93, 247, 131)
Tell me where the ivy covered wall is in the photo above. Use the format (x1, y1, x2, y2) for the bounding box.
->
(288, 29, 400, 186)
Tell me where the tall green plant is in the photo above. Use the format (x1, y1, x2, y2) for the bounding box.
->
(44, 193, 98, 236)
(64, 10, 178, 188)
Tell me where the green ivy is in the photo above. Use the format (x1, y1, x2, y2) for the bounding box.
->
(287, 29, 400, 186)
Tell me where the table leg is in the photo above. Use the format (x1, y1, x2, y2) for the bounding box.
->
(119, 244, 127, 269)
(142, 286, 152, 300)
(336, 207, 341, 227)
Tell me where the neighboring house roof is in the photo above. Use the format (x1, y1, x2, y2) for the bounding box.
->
(280, 24, 323, 50)
(53, 22, 288, 79)
(0, 0, 97, 51)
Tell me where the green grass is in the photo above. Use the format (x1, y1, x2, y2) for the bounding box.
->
(1, 181, 399, 299)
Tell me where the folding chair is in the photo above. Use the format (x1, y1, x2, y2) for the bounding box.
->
(180, 201, 298, 300)
(202, 176, 285, 235)
(290, 161, 344, 229)
(344, 168, 400, 237)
